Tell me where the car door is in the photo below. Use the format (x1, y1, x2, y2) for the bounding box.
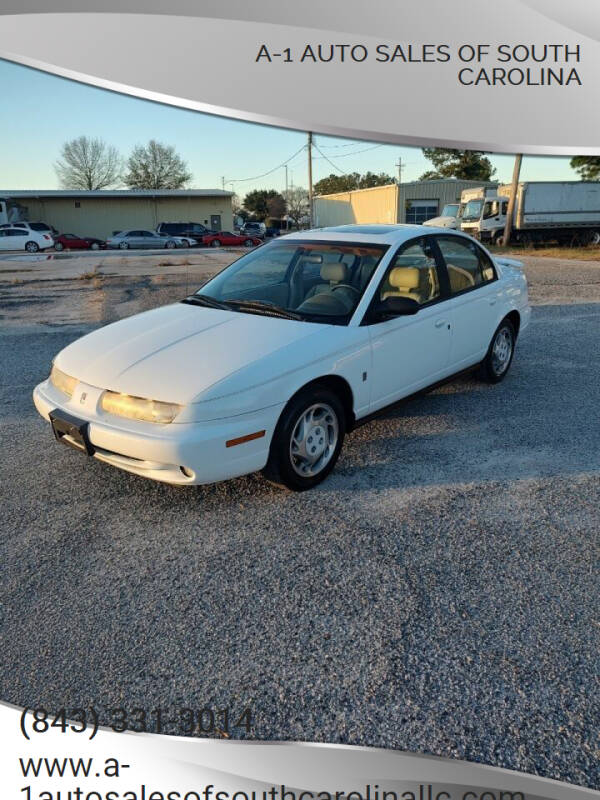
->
(8, 229, 30, 250)
(365, 236, 453, 412)
(433, 235, 501, 369)
(0, 230, 10, 250)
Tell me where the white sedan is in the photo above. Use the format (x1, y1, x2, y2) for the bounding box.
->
(0, 226, 54, 252)
(33, 225, 530, 491)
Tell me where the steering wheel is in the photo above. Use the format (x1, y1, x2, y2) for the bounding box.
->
(331, 284, 360, 295)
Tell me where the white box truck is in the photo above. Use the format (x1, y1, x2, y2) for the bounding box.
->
(460, 181, 600, 246)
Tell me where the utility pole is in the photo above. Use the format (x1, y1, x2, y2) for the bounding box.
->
(284, 164, 289, 230)
(396, 157, 402, 185)
(502, 154, 522, 247)
(307, 131, 314, 228)
(221, 176, 225, 190)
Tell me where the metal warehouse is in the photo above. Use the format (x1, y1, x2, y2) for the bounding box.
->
(0, 189, 234, 239)
(313, 179, 497, 227)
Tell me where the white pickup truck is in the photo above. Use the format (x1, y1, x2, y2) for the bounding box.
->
(460, 181, 600, 246)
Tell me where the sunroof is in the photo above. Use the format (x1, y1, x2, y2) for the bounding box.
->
(321, 225, 401, 235)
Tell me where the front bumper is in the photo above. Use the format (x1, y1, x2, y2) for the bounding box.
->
(33, 380, 283, 486)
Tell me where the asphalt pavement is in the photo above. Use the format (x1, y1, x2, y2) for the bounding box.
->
(0, 265, 599, 789)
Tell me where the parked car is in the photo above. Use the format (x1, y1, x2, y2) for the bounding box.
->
(240, 221, 266, 239)
(158, 232, 197, 248)
(34, 225, 530, 491)
(54, 233, 106, 251)
(106, 230, 181, 249)
(0, 221, 57, 238)
(0, 226, 53, 252)
(156, 222, 209, 242)
(202, 230, 262, 248)
(265, 227, 281, 238)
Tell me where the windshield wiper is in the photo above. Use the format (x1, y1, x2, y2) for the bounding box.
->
(226, 299, 303, 321)
(181, 294, 232, 311)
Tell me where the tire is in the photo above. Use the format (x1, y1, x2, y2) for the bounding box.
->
(165, 240, 176, 250)
(263, 386, 346, 491)
(584, 229, 600, 246)
(54, 241, 64, 251)
(211, 239, 221, 247)
(181, 239, 190, 248)
(494, 233, 505, 247)
(477, 318, 516, 383)
(119, 241, 129, 250)
(244, 239, 254, 247)
(90, 242, 100, 250)
(25, 241, 39, 253)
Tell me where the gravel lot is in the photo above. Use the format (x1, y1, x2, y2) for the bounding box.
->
(0, 253, 599, 789)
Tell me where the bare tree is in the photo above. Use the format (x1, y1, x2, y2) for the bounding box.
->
(124, 140, 192, 190)
(55, 136, 122, 190)
(284, 186, 309, 228)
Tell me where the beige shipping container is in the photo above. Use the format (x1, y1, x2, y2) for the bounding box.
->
(0, 190, 234, 240)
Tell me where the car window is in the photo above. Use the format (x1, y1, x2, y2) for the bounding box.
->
(198, 241, 388, 322)
(436, 236, 496, 293)
(377, 238, 441, 306)
(29, 223, 48, 231)
(127, 231, 141, 237)
(8, 229, 26, 236)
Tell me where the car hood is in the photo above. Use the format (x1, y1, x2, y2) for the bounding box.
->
(56, 303, 328, 405)
(423, 216, 457, 228)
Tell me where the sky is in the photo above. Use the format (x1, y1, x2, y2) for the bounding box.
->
(0, 58, 580, 197)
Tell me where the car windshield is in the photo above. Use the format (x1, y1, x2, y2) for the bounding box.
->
(462, 200, 483, 221)
(440, 204, 459, 218)
(191, 240, 388, 324)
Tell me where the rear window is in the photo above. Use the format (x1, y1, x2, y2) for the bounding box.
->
(29, 223, 49, 231)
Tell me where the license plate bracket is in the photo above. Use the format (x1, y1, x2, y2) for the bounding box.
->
(49, 409, 94, 456)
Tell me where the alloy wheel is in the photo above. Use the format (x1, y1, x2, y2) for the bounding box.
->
(289, 403, 339, 478)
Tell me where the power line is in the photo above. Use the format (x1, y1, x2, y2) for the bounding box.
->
(312, 143, 352, 175)
(313, 144, 384, 160)
(226, 144, 307, 185)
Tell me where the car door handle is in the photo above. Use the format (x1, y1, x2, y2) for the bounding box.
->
(435, 319, 449, 328)
(489, 298, 497, 306)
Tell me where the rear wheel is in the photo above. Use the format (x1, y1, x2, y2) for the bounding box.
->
(54, 241, 64, 251)
(478, 318, 516, 383)
(90, 242, 100, 250)
(25, 241, 39, 253)
(244, 239, 254, 247)
(181, 239, 190, 248)
(119, 241, 129, 250)
(263, 386, 346, 491)
(165, 240, 176, 249)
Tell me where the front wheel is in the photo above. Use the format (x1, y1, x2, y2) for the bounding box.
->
(90, 242, 100, 250)
(165, 240, 176, 249)
(25, 241, 39, 253)
(263, 386, 346, 491)
(119, 241, 129, 250)
(54, 241, 64, 251)
(211, 239, 221, 247)
(478, 318, 516, 383)
(244, 239, 254, 247)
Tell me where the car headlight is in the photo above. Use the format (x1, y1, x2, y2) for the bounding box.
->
(50, 364, 78, 397)
(101, 391, 182, 424)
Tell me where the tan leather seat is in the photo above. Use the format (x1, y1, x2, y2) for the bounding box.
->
(305, 262, 349, 299)
(382, 267, 422, 303)
(447, 264, 476, 292)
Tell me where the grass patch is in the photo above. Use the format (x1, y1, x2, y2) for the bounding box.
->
(490, 244, 600, 261)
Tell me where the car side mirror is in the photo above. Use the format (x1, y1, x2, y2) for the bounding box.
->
(371, 296, 420, 321)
